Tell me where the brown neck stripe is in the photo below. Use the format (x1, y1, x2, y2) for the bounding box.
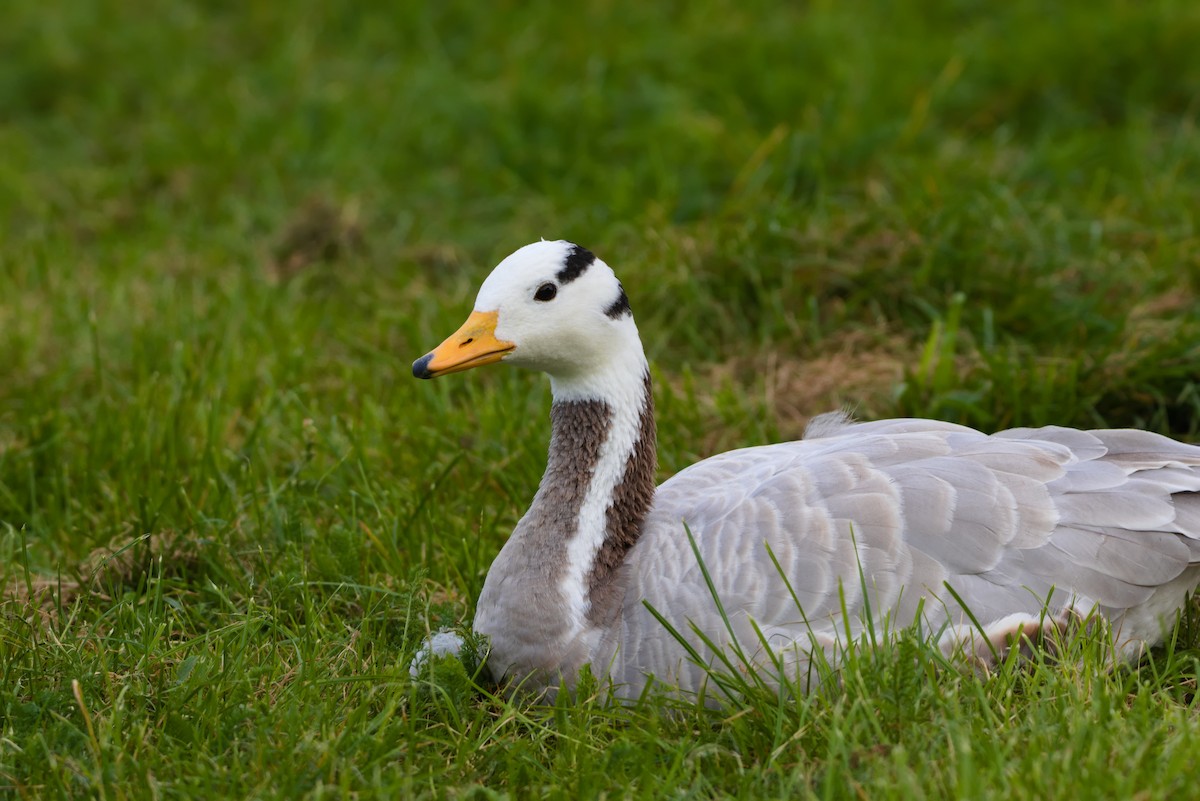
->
(586, 371, 657, 626)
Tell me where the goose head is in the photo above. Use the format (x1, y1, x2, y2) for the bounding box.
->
(412, 240, 644, 400)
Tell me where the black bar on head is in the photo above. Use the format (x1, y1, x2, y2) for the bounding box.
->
(556, 244, 595, 284)
(604, 285, 631, 319)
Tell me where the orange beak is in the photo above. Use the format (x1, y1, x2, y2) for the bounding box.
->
(412, 310, 515, 379)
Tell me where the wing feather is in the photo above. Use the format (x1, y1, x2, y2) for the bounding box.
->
(618, 419, 1200, 695)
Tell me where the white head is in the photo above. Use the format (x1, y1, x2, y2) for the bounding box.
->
(413, 241, 646, 400)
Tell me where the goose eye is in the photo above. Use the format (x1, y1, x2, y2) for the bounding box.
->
(534, 283, 558, 302)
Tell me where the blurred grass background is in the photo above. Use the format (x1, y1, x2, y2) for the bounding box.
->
(2, 1, 1199, 798)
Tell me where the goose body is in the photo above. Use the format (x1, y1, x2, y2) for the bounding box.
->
(413, 240, 1200, 700)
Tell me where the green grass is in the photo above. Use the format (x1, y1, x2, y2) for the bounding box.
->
(2, 0, 1200, 797)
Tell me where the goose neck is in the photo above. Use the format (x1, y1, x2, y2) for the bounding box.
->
(546, 364, 657, 630)
(473, 353, 657, 686)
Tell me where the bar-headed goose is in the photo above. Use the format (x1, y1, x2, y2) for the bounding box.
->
(412, 240, 1200, 700)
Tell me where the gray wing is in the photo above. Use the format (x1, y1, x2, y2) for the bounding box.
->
(613, 420, 1200, 694)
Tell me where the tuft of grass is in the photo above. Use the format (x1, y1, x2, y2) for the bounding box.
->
(2, 0, 1199, 797)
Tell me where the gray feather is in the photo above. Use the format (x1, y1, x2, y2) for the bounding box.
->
(610, 417, 1200, 696)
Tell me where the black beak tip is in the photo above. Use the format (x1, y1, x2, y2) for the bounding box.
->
(412, 353, 434, 379)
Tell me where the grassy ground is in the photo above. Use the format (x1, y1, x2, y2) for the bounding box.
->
(2, 0, 1200, 797)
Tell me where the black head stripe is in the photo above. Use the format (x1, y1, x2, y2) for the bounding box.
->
(556, 244, 595, 284)
(604, 284, 631, 319)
